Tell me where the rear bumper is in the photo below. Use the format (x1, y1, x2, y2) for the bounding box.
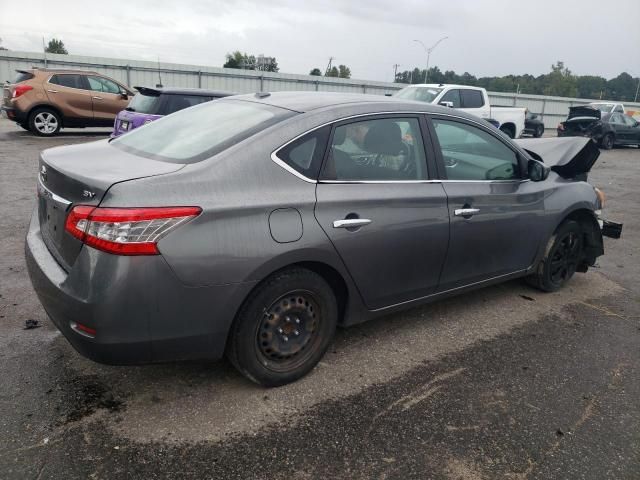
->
(25, 210, 254, 365)
(1, 105, 28, 123)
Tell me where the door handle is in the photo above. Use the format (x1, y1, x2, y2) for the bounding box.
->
(333, 218, 372, 229)
(47, 89, 58, 93)
(92, 96, 103, 100)
(454, 208, 480, 217)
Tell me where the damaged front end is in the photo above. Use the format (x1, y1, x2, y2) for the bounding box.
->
(516, 137, 624, 244)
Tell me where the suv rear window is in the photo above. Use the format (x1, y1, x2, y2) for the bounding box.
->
(161, 95, 213, 115)
(460, 89, 484, 108)
(14, 71, 34, 83)
(112, 99, 295, 164)
(127, 92, 162, 114)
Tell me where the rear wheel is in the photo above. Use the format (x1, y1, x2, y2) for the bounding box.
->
(527, 220, 584, 292)
(534, 124, 544, 138)
(28, 108, 61, 136)
(600, 133, 614, 150)
(500, 125, 515, 139)
(226, 268, 338, 387)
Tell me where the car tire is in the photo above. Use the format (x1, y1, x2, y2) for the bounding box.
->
(600, 133, 614, 150)
(527, 220, 584, 293)
(500, 125, 515, 139)
(28, 108, 62, 137)
(226, 267, 338, 387)
(534, 125, 544, 138)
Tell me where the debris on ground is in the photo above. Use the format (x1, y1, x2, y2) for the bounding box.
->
(24, 319, 41, 330)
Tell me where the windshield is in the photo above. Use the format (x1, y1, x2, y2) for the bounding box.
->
(589, 103, 614, 113)
(112, 99, 295, 163)
(393, 87, 443, 103)
(127, 92, 161, 114)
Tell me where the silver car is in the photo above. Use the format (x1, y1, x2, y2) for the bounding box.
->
(26, 92, 621, 386)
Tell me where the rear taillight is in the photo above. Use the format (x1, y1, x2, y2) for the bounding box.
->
(65, 206, 201, 255)
(557, 123, 564, 131)
(12, 85, 33, 98)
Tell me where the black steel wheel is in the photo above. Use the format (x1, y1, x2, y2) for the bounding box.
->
(528, 220, 584, 292)
(534, 124, 544, 138)
(226, 267, 338, 387)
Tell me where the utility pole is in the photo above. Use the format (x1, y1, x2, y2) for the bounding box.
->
(393, 64, 400, 82)
(42, 37, 47, 68)
(324, 57, 334, 76)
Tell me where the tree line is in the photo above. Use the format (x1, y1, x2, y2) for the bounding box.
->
(395, 61, 639, 102)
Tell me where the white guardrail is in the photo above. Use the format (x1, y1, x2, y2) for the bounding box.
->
(2, 50, 639, 130)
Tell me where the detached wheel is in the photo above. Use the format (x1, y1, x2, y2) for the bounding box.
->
(29, 108, 61, 136)
(528, 220, 584, 292)
(534, 124, 544, 138)
(600, 133, 614, 150)
(226, 268, 338, 387)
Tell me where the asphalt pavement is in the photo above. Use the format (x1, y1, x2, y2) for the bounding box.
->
(0, 120, 638, 479)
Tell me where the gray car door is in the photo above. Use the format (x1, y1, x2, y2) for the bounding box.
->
(429, 115, 547, 291)
(314, 115, 450, 310)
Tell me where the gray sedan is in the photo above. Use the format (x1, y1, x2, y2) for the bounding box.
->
(26, 92, 620, 386)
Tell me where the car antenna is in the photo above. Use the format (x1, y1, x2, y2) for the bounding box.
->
(156, 56, 163, 88)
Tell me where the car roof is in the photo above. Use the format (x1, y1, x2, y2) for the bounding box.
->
(229, 91, 453, 114)
(134, 86, 235, 97)
(400, 83, 483, 90)
(22, 68, 102, 76)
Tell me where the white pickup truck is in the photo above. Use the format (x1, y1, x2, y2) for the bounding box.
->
(393, 84, 526, 139)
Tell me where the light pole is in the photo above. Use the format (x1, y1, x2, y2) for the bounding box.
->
(413, 36, 448, 84)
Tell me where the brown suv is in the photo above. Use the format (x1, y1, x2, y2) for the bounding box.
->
(2, 68, 134, 136)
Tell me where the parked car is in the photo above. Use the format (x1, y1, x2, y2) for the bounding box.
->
(587, 102, 625, 114)
(523, 110, 545, 137)
(2, 68, 134, 136)
(111, 86, 234, 137)
(557, 106, 640, 149)
(26, 92, 621, 387)
(393, 84, 526, 139)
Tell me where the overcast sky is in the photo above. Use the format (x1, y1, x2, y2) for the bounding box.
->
(1, 0, 638, 82)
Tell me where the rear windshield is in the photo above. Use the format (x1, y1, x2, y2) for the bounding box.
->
(127, 92, 162, 114)
(112, 99, 295, 163)
(14, 71, 34, 83)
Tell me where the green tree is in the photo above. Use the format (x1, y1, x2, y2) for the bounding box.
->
(45, 38, 67, 55)
(576, 75, 607, 99)
(606, 72, 636, 101)
(338, 65, 351, 79)
(542, 61, 577, 97)
(326, 66, 339, 77)
(309, 68, 322, 76)
(223, 51, 254, 69)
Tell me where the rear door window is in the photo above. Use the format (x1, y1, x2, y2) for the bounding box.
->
(460, 89, 485, 108)
(49, 74, 86, 90)
(322, 117, 428, 181)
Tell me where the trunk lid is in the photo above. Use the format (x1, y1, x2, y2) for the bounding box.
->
(567, 106, 601, 121)
(37, 140, 184, 270)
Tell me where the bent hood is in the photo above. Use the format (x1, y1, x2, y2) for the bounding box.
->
(515, 137, 599, 179)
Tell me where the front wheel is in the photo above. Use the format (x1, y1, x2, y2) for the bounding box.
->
(500, 125, 515, 139)
(527, 220, 584, 292)
(226, 268, 338, 387)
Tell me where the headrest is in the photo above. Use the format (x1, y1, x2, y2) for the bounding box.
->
(364, 122, 403, 155)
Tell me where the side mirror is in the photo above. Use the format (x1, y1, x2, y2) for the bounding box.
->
(528, 159, 550, 182)
(439, 101, 454, 108)
(120, 90, 129, 99)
